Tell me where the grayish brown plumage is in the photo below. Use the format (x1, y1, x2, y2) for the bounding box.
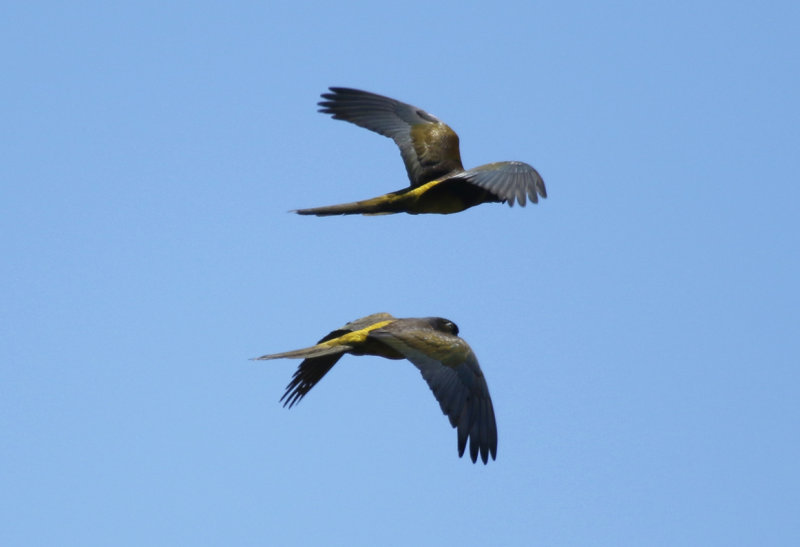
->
(294, 87, 547, 216)
(254, 313, 498, 464)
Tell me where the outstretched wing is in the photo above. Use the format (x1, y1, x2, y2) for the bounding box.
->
(278, 353, 345, 408)
(457, 161, 547, 207)
(318, 87, 465, 187)
(370, 322, 498, 464)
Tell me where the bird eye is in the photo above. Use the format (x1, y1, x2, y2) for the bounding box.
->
(447, 321, 459, 335)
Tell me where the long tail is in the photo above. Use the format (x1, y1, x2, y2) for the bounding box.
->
(293, 191, 408, 216)
(253, 344, 349, 408)
(252, 343, 349, 361)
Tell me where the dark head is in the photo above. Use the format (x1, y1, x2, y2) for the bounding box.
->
(428, 317, 459, 336)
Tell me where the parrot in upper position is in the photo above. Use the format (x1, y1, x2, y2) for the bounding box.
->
(294, 87, 547, 216)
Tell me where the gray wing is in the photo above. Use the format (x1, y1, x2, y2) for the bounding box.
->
(318, 87, 464, 186)
(336, 312, 396, 333)
(458, 161, 547, 207)
(370, 326, 497, 464)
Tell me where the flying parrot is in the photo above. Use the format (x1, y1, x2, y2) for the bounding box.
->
(294, 87, 547, 216)
(254, 313, 497, 464)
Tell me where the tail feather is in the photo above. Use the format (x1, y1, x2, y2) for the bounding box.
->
(293, 192, 406, 216)
(252, 344, 349, 361)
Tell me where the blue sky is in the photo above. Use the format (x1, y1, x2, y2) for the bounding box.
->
(2, 1, 799, 545)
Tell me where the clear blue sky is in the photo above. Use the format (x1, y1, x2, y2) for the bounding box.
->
(2, 1, 799, 545)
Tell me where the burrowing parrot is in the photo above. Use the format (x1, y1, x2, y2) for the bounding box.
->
(294, 87, 546, 216)
(254, 312, 497, 464)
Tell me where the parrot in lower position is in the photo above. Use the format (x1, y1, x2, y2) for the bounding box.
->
(254, 312, 497, 464)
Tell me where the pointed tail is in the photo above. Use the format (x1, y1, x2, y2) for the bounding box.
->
(252, 343, 349, 361)
(293, 191, 408, 216)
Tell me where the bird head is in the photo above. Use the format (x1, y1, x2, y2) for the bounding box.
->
(428, 317, 459, 336)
